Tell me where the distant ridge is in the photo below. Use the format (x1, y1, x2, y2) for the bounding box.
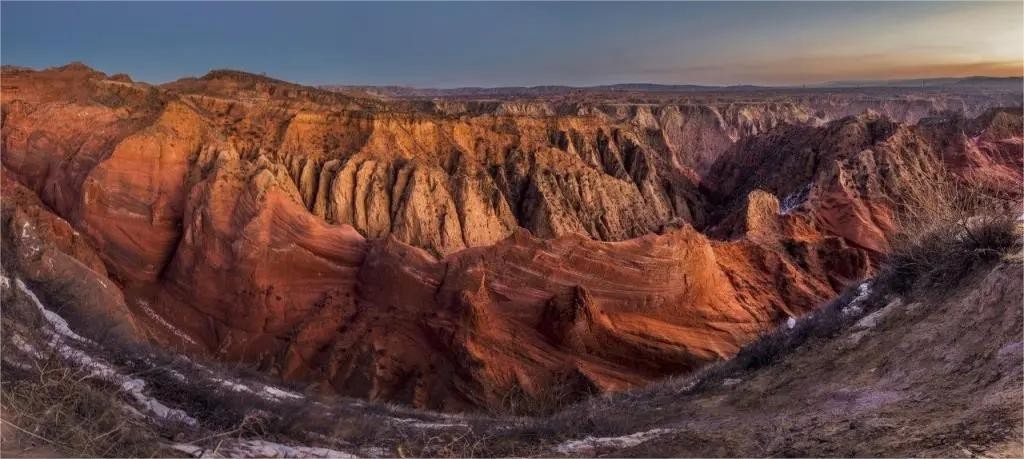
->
(323, 75, 1022, 98)
(319, 83, 775, 99)
(4, 62, 1019, 95)
(816, 76, 1023, 89)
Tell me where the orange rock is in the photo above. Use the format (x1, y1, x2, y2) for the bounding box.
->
(1, 63, 1018, 411)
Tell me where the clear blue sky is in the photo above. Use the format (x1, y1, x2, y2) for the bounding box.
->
(2, 2, 1020, 87)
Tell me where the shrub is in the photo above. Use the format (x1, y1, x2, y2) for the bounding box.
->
(490, 371, 596, 417)
(0, 358, 165, 458)
(881, 170, 1021, 294)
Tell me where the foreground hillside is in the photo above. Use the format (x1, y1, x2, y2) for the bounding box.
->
(2, 226, 1020, 457)
(1, 63, 1022, 413)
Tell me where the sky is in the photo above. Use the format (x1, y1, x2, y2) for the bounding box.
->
(2, 2, 1021, 88)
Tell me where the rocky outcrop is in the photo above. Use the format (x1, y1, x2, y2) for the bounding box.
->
(159, 72, 710, 255)
(0, 175, 142, 343)
(704, 109, 1023, 255)
(919, 107, 1024, 196)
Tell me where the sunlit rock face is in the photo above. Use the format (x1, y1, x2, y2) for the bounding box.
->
(2, 63, 1019, 411)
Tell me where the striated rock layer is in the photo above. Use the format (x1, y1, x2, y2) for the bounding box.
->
(704, 107, 1024, 254)
(2, 63, 1020, 410)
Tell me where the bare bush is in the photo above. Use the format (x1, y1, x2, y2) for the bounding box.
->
(490, 371, 597, 417)
(882, 170, 1021, 293)
(0, 358, 164, 458)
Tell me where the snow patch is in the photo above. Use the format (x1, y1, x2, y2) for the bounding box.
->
(357, 446, 390, 458)
(138, 300, 198, 345)
(213, 377, 255, 394)
(10, 277, 197, 427)
(780, 183, 811, 215)
(264, 386, 303, 400)
(842, 281, 873, 316)
(675, 379, 699, 394)
(162, 366, 188, 381)
(211, 378, 305, 402)
(209, 374, 305, 403)
(8, 332, 43, 358)
(171, 439, 357, 458)
(14, 278, 92, 344)
(18, 220, 42, 257)
(53, 333, 197, 426)
(553, 428, 672, 455)
(182, 356, 303, 402)
(393, 417, 467, 429)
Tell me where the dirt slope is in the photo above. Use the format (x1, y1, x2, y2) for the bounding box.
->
(586, 260, 1023, 457)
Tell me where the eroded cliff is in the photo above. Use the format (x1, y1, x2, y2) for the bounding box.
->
(2, 63, 1020, 410)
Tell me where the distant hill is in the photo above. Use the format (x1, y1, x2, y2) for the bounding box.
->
(320, 82, 775, 99)
(324, 76, 1021, 99)
(816, 76, 1023, 90)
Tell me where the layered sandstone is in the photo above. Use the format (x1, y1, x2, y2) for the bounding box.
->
(2, 63, 1019, 411)
(704, 107, 1024, 253)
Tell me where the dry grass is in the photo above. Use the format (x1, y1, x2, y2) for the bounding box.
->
(490, 371, 597, 417)
(723, 284, 862, 374)
(0, 278, 166, 457)
(880, 170, 1021, 293)
(0, 358, 165, 458)
(397, 381, 646, 457)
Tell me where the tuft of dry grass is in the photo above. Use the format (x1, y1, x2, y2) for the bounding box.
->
(490, 371, 597, 417)
(0, 272, 162, 457)
(0, 358, 165, 458)
(881, 170, 1021, 294)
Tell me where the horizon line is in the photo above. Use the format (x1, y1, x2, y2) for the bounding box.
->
(6, 61, 1024, 91)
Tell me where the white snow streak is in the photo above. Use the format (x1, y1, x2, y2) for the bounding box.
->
(170, 439, 358, 458)
(553, 428, 672, 455)
(138, 300, 198, 345)
(780, 184, 811, 215)
(8, 276, 197, 426)
(842, 281, 873, 316)
(14, 277, 92, 344)
(264, 386, 303, 400)
(393, 417, 468, 429)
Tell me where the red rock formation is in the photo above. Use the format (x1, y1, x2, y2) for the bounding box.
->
(704, 108, 1023, 255)
(1, 63, 1018, 411)
(1, 175, 142, 342)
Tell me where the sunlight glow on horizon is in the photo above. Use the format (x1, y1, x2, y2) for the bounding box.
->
(1, 2, 1021, 87)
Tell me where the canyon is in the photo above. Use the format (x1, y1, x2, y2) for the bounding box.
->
(1, 62, 1021, 413)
